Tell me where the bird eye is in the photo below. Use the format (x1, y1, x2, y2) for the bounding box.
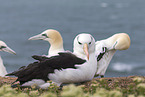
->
(42, 34, 48, 38)
(0, 46, 6, 49)
(78, 41, 82, 45)
(89, 42, 91, 45)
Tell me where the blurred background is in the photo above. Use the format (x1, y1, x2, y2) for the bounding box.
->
(0, 0, 144, 77)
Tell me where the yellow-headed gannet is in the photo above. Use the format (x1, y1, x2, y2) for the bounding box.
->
(95, 33, 131, 77)
(0, 40, 16, 77)
(7, 33, 97, 89)
(29, 29, 64, 57)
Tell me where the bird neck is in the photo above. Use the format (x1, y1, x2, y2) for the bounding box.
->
(0, 56, 7, 77)
(0, 56, 4, 66)
(48, 42, 64, 56)
(0, 56, 2, 62)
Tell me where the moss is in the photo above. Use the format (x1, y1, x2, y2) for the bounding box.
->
(137, 83, 145, 89)
(137, 95, 145, 97)
(39, 92, 57, 97)
(61, 84, 85, 97)
(0, 76, 145, 97)
(109, 90, 123, 97)
(136, 83, 145, 95)
(16, 93, 29, 97)
(93, 88, 109, 97)
(127, 94, 135, 97)
(29, 90, 39, 97)
(132, 77, 145, 83)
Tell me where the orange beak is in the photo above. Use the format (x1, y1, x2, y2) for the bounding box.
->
(83, 43, 89, 60)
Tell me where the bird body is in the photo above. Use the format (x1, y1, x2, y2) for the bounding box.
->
(7, 33, 97, 89)
(95, 33, 131, 77)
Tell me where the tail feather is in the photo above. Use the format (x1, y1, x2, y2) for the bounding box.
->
(6, 65, 26, 76)
(6, 72, 17, 76)
(32, 55, 49, 61)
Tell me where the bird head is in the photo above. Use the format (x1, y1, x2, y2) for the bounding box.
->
(110, 33, 131, 50)
(28, 29, 63, 45)
(73, 33, 95, 60)
(0, 40, 16, 55)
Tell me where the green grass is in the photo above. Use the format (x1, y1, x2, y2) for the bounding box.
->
(0, 76, 144, 97)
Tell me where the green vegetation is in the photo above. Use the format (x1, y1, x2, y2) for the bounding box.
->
(0, 76, 144, 97)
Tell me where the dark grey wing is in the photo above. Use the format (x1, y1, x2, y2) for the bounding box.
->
(6, 52, 86, 85)
(6, 61, 53, 84)
(32, 55, 50, 61)
(48, 52, 86, 69)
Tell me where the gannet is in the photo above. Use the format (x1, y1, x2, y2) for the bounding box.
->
(95, 33, 131, 77)
(0, 40, 16, 77)
(6, 33, 97, 89)
(28, 29, 64, 57)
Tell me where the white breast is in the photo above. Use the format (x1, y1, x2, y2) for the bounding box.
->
(48, 53, 97, 85)
(0, 56, 7, 77)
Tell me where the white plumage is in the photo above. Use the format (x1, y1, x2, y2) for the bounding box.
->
(29, 30, 131, 78)
(28, 29, 64, 57)
(95, 33, 131, 77)
(7, 33, 97, 89)
(0, 40, 16, 77)
(50, 33, 97, 85)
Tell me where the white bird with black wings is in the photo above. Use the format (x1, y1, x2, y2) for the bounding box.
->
(7, 33, 97, 89)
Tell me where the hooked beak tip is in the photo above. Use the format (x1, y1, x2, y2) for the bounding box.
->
(3, 47, 16, 55)
(13, 52, 16, 55)
(8, 49, 16, 55)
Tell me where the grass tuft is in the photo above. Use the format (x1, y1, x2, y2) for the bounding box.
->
(0, 76, 144, 97)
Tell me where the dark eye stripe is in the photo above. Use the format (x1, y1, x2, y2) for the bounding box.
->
(78, 41, 82, 45)
(0, 46, 6, 49)
(77, 36, 82, 45)
(42, 34, 48, 38)
(89, 36, 93, 45)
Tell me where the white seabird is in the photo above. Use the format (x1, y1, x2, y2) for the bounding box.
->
(6, 33, 97, 89)
(28, 29, 64, 57)
(0, 40, 16, 77)
(95, 33, 131, 77)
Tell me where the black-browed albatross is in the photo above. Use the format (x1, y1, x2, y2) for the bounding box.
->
(95, 33, 130, 77)
(28, 29, 64, 57)
(0, 40, 16, 77)
(6, 33, 97, 89)
(29, 30, 131, 78)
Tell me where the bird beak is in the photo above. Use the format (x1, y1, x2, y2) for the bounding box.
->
(28, 34, 46, 40)
(2, 46, 16, 55)
(83, 43, 89, 60)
